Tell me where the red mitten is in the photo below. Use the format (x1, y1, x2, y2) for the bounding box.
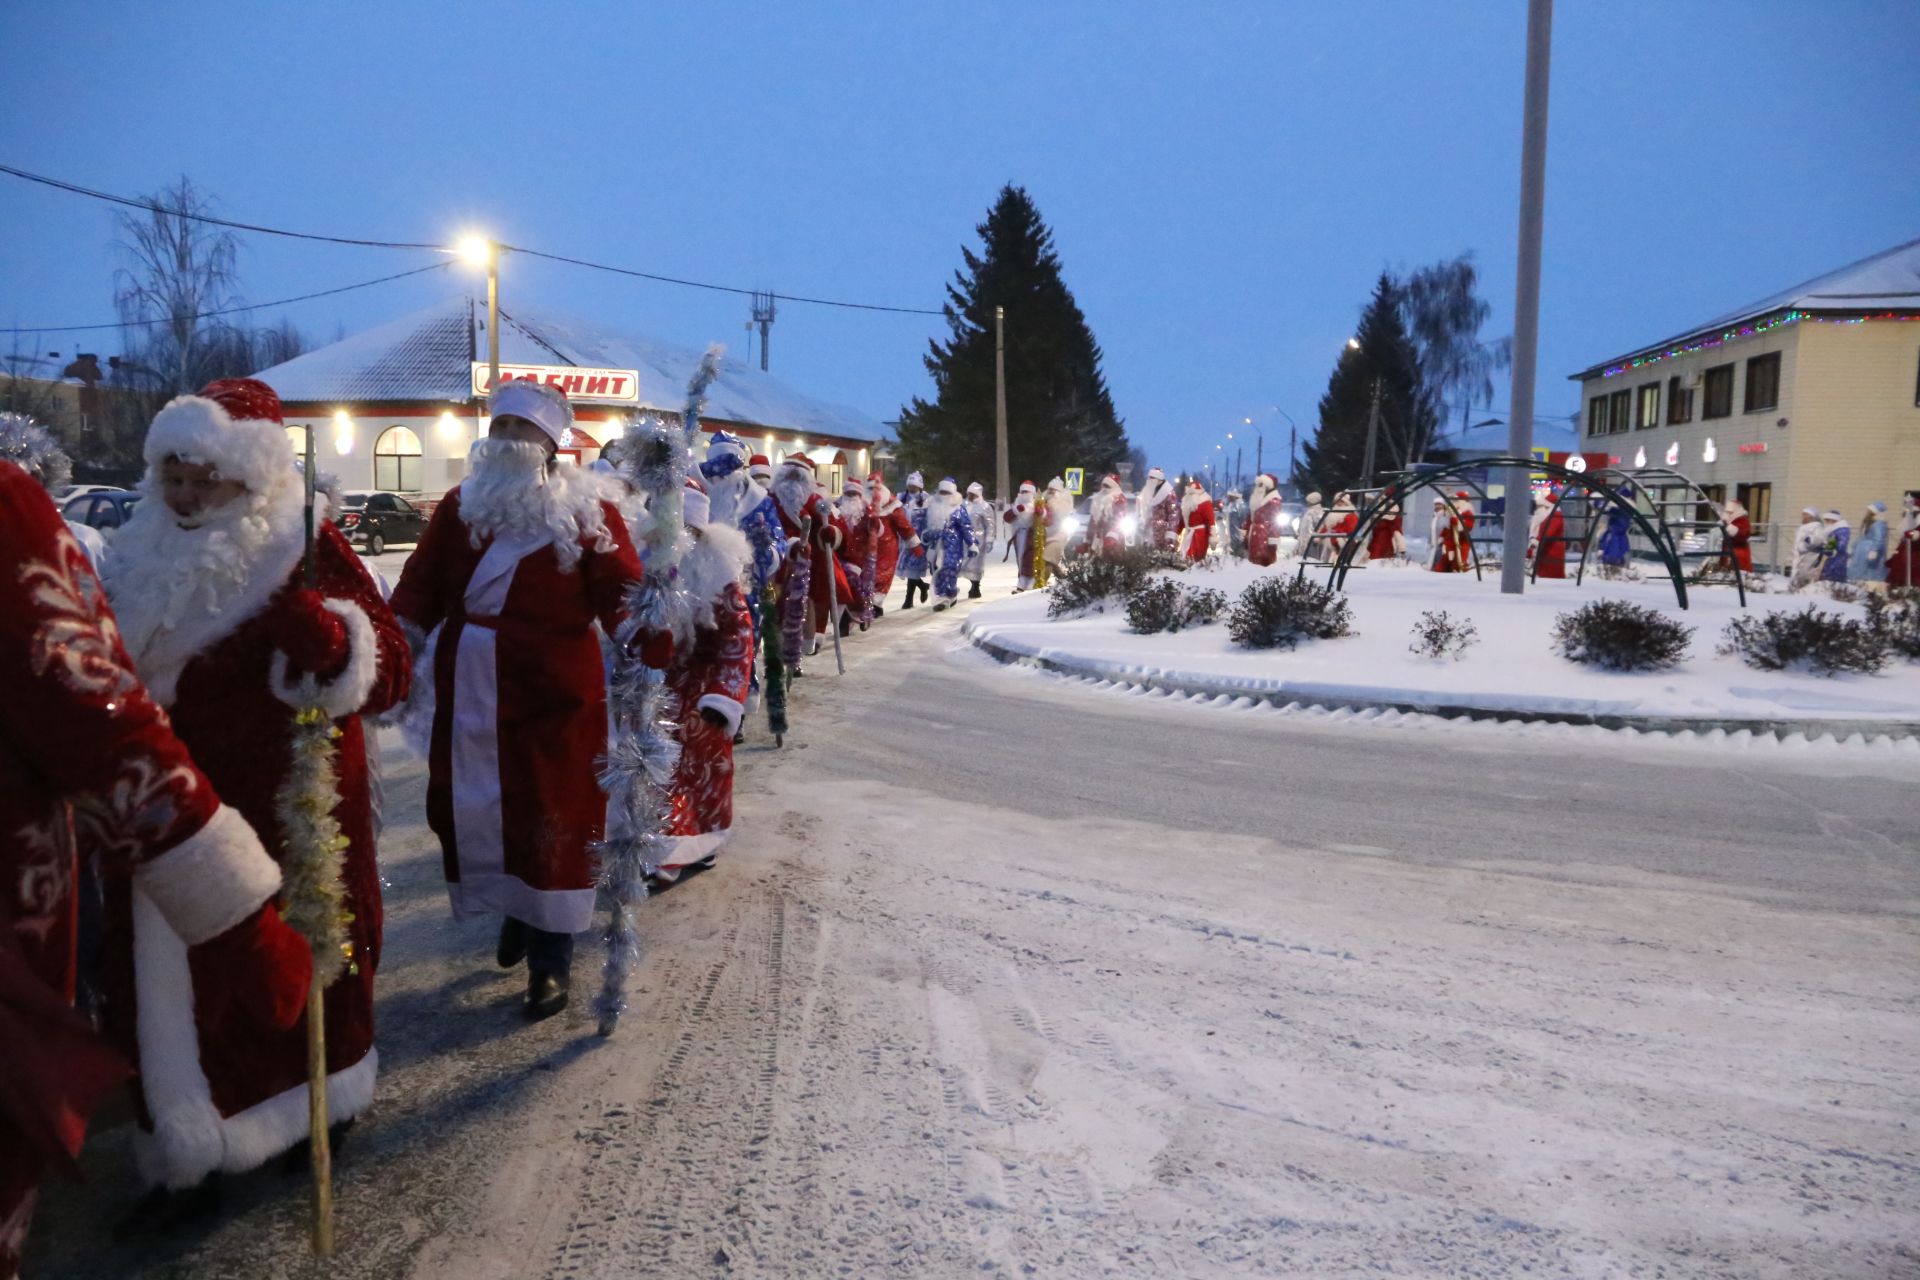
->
(275, 588, 349, 678)
(187, 904, 314, 1029)
(637, 629, 674, 670)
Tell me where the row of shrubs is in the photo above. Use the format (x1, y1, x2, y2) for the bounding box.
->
(1046, 549, 1920, 675)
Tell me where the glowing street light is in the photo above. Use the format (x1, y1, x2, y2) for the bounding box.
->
(454, 234, 502, 390)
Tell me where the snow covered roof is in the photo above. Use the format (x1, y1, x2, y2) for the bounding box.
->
(1573, 234, 1920, 379)
(1432, 413, 1577, 458)
(252, 297, 885, 442)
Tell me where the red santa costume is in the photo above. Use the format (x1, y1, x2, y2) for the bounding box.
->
(1, 464, 310, 1269)
(835, 481, 874, 629)
(867, 474, 920, 601)
(1366, 501, 1404, 563)
(1430, 496, 1472, 572)
(1178, 482, 1214, 561)
(766, 455, 848, 652)
(651, 482, 755, 884)
(1086, 474, 1130, 555)
(1135, 467, 1181, 552)
(1245, 474, 1286, 566)
(1042, 477, 1077, 571)
(1717, 500, 1753, 573)
(1003, 481, 1039, 591)
(1324, 493, 1359, 563)
(99, 379, 409, 1191)
(387, 383, 645, 945)
(1527, 491, 1567, 579)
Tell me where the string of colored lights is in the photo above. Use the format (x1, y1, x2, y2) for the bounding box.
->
(1600, 308, 1920, 378)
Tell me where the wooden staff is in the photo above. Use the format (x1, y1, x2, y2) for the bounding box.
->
(299, 428, 334, 1257)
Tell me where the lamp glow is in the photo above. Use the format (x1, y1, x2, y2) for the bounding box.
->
(457, 235, 493, 266)
(436, 411, 463, 442)
(332, 409, 355, 456)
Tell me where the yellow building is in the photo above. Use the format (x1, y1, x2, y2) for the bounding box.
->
(1570, 236, 1920, 564)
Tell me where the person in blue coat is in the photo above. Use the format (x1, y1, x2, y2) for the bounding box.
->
(1818, 509, 1852, 583)
(898, 472, 931, 608)
(1847, 501, 1887, 587)
(925, 478, 982, 611)
(1597, 483, 1635, 573)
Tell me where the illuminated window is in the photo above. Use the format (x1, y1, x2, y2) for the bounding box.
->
(374, 425, 423, 491)
(1636, 383, 1660, 430)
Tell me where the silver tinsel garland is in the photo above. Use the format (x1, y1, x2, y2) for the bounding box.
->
(592, 346, 725, 1035)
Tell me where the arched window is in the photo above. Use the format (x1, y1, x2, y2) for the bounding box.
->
(374, 426, 423, 492)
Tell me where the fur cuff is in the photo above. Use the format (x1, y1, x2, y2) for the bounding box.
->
(269, 598, 381, 717)
(696, 693, 745, 737)
(135, 805, 282, 945)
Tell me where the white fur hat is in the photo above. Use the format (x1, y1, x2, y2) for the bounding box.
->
(144, 377, 294, 496)
(906, 471, 925, 489)
(966, 481, 984, 496)
(937, 477, 959, 495)
(1146, 466, 1165, 481)
(682, 475, 710, 529)
(489, 378, 574, 447)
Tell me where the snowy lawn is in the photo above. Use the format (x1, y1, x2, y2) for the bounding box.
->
(966, 558, 1920, 724)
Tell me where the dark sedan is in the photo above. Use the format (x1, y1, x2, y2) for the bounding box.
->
(338, 490, 428, 555)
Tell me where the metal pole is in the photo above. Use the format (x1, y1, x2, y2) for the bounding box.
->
(994, 305, 1010, 508)
(1361, 379, 1383, 488)
(486, 245, 501, 391)
(1501, 0, 1554, 594)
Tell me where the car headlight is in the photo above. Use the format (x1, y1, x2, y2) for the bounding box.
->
(1062, 516, 1082, 538)
(1281, 514, 1297, 530)
(1118, 515, 1138, 535)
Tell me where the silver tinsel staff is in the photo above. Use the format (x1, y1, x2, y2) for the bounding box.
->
(592, 345, 725, 1036)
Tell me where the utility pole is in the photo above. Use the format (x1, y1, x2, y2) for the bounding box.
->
(485, 244, 500, 390)
(994, 305, 1010, 507)
(751, 291, 777, 371)
(1360, 379, 1384, 488)
(1235, 446, 1243, 493)
(1502, 0, 1554, 594)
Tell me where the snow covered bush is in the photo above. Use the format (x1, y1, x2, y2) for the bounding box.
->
(1719, 604, 1889, 675)
(1550, 599, 1692, 671)
(1226, 576, 1354, 650)
(1869, 592, 1920, 661)
(1407, 610, 1479, 660)
(1124, 579, 1226, 634)
(1046, 546, 1187, 619)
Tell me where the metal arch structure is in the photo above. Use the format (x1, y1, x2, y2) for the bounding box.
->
(1563, 466, 1747, 608)
(1295, 476, 1496, 584)
(1322, 457, 1693, 609)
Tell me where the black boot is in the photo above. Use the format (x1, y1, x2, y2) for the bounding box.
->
(838, 610, 853, 638)
(902, 581, 917, 609)
(496, 916, 527, 968)
(524, 927, 574, 1021)
(968, 581, 982, 599)
(114, 1175, 223, 1240)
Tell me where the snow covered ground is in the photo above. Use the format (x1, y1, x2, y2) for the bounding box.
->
(965, 558, 1920, 727)
(28, 557, 1919, 1279)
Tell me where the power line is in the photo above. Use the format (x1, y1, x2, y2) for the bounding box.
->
(4, 260, 455, 334)
(2, 160, 944, 317)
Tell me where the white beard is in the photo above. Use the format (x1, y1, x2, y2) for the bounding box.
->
(707, 468, 766, 527)
(459, 439, 613, 572)
(1091, 487, 1124, 519)
(770, 466, 817, 523)
(1181, 489, 1207, 518)
(1250, 486, 1278, 511)
(838, 494, 868, 523)
(1138, 479, 1170, 511)
(924, 493, 961, 533)
(104, 472, 307, 706)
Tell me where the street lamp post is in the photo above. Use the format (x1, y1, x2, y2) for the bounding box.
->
(459, 237, 500, 391)
(994, 305, 1010, 508)
(1501, 0, 1554, 594)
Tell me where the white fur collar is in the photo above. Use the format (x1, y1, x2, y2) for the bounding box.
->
(1250, 488, 1279, 512)
(668, 522, 751, 643)
(1181, 489, 1208, 517)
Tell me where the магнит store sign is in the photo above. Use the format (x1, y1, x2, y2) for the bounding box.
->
(472, 363, 641, 403)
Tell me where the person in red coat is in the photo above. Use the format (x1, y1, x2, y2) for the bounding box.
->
(867, 474, 920, 609)
(1178, 480, 1214, 561)
(1366, 500, 1404, 563)
(99, 379, 410, 1201)
(1429, 496, 1472, 572)
(1, 462, 312, 1270)
(1324, 492, 1360, 562)
(1244, 474, 1286, 566)
(1003, 481, 1040, 591)
(651, 482, 755, 886)
(1527, 490, 1567, 579)
(1086, 473, 1130, 556)
(833, 480, 874, 633)
(766, 453, 847, 662)
(1717, 499, 1753, 574)
(1135, 467, 1181, 552)
(389, 380, 648, 1020)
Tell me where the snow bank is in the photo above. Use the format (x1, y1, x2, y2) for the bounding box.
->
(964, 559, 1920, 726)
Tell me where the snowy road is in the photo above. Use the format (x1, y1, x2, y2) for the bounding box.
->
(34, 573, 1920, 1279)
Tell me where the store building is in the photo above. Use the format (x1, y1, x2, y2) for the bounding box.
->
(1570, 236, 1920, 561)
(253, 298, 885, 498)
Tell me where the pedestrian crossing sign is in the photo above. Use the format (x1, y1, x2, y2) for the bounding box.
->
(1064, 467, 1085, 495)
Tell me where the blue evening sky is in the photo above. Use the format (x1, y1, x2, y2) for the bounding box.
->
(3, 1, 1915, 478)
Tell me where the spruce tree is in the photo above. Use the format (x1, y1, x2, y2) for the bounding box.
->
(1300, 273, 1426, 497)
(897, 185, 1128, 491)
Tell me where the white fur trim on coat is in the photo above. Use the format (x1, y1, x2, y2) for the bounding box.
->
(133, 804, 282, 945)
(269, 598, 381, 719)
(695, 693, 745, 737)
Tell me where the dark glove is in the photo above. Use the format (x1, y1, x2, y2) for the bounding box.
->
(275, 588, 349, 678)
(188, 904, 315, 1029)
(699, 706, 729, 728)
(637, 630, 674, 670)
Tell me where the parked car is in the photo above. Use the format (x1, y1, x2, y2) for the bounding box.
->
(62, 490, 143, 531)
(337, 490, 427, 555)
(54, 483, 128, 502)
